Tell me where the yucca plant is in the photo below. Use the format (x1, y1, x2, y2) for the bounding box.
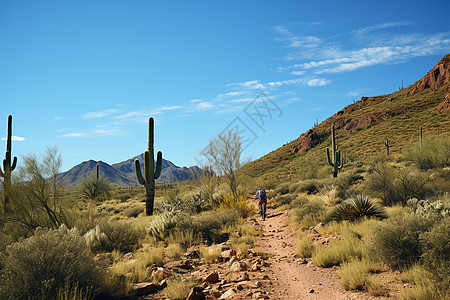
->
(328, 195, 387, 222)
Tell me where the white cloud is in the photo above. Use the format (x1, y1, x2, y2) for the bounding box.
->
(274, 23, 450, 75)
(188, 101, 215, 112)
(229, 77, 331, 90)
(353, 21, 412, 36)
(83, 108, 120, 119)
(1, 136, 25, 141)
(59, 127, 124, 138)
(347, 88, 367, 97)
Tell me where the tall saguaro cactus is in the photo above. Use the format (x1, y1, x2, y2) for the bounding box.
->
(326, 124, 342, 178)
(0, 115, 18, 212)
(135, 117, 162, 216)
(384, 139, 390, 155)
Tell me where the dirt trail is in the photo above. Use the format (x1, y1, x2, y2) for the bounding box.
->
(255, 207, 380, 300)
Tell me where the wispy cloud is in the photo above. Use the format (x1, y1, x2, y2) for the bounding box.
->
(353, 21, 412, 36)
(188, 101, 215, 112)
(2, 136, 25, 141)
(347, 88, 368, 97)
(274, 23, 450, 75)
(59, 126, 124, 138)
(228, 77, 331, 91)
(83, 108, 120, 119)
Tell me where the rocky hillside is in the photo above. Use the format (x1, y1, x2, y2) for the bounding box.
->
(242, 53, 450, 178)
(58, 155, 202, 187)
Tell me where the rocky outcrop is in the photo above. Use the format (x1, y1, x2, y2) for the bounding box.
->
(291, 129, 321, 154)
(410, 54, 450, 94)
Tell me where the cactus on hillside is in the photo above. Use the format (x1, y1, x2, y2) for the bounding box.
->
(420, 126, 423, 147)
(326, 124, 343, 178)
(93, 163, 99, 198)
(0, 115, 18, 212)
(384, 139, 390, 155)
(135, 117, 162, 216)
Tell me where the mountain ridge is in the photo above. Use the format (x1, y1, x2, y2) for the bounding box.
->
(58, 156, 202, 187)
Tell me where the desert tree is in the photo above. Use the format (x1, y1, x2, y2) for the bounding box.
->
(8, 146, 69, 232)
(78, 164, 112, 200)
(202, 129, 242, 195)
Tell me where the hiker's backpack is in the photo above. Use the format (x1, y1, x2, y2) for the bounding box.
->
(259, 188, 266, 199)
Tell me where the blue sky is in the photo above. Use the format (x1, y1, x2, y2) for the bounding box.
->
(1, 0, 449, 172)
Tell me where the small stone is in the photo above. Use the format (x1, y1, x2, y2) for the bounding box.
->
(220, 288, 237, 299)
(309, 288, 315, 293)
(204, 271, 219, 283)
(134, 282, 160, 296)
(187, 286, 204, 300)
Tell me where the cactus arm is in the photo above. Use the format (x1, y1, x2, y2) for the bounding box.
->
(154, 151, 162, 179)
(336, 150, 343, 169)
(11, 156, 17, 171)
(326, 147, 332, 166)
(134, 159, 146, 185)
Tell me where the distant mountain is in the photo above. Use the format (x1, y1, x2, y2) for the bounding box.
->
(58, 155, 202, 187)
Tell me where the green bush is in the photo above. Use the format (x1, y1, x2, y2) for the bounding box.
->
(367, 213, 434, 270)
(404, 136, 450, 170)
(122, 205, 145, 218)
(84, 221, 142, 253)
(190, 209, 240, 244)
(290, 198, 326, 228)
(420, 217, 449, 292)
(367, 161, 432, 206)
(0, 226, 103, 299)
(146, 211, 184, 241)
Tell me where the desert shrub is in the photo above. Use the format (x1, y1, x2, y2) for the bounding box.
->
(199, 245, 222, 263)
(216, 190, 253, 218)
(404, 136, 450, 170)
(166, 229, 199, 249)
(367, 160, 432, 205)
(77, 170, 112, 201)
(164, 277, 199, 300)
(295, 180, 319, 194)
(367, 212, 434, 270)
(113, 247, 164, 282)
(84, 221, 142, 253)
(146, 211, 183, 241)
(328, 194, 387, 222)
(166, 243, 183, 260)
(190, 209, 240, 244)
(334, 172, 364, 198)
(275, 182, 290, 195)
(0, 226, 104, 299)
(290, 198, 326, 229)
(400, 265, 444, 300)
(312, 234, 364, 267)
(297, 235, 314, 258)
(122, 205, 145, 218)
(420, 217, 449, 292)
(274, 194, 297, 205)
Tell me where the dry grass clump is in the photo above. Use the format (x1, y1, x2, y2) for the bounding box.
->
(297, 234, 314, 258)
(199, 245, 221, 263)
(164, 277, 199, 300)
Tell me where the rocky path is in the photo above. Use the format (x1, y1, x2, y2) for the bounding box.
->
(256, 207, 379, 300)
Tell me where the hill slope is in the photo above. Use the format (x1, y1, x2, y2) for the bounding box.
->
(242, 53, 450, 179)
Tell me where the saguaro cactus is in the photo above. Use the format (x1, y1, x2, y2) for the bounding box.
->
(135, 117, 162, 216)
(326, 124, 342, 178)
(0, 115, 18, 211)
(93, 163, 99, 198)
(384, 139, 390, 155)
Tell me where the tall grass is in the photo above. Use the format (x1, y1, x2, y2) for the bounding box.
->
(312, 235, 364, 267)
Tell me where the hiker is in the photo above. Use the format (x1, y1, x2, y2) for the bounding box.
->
(254, 187, 267, 214)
